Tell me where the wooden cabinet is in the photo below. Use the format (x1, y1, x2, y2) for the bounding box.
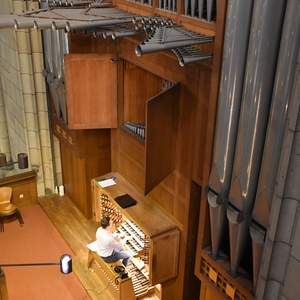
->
(150, 230, 180, 284)
(64, 53, 118, 130)
(52, 117, 111, 218)
(0, 171, 37, 208)
(91, 172, 180, 286)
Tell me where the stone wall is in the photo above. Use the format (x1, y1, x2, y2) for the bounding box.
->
(0, 0, 62, 195)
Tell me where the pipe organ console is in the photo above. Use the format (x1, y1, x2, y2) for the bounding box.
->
(90, 172, 180, 299)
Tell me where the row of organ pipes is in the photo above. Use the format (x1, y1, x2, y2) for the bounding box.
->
(205, 0, 300, 295)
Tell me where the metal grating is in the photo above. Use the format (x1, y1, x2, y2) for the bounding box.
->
(158, 0, 177, 13)
(184, 0, 217, 22)
(200, 257, 248, 300)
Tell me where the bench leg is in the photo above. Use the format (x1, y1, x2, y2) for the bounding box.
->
(87, 250, 95, 272)
(16, 209, 24, 226)
(0, 215, 3, 233)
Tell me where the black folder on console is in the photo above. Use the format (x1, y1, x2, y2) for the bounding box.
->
(115, 194, 137, 208)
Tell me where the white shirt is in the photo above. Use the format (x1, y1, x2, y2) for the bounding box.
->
(96, 227, 125, 257)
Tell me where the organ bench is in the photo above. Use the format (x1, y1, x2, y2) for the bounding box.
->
(87, 242, 137, 300)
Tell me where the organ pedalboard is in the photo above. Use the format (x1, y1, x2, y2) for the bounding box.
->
(91, 172, 180, 299)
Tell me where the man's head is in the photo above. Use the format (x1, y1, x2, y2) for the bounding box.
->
(101, 216, 116, 232)
(101, 216, 110, 229)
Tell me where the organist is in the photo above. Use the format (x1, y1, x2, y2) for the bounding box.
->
(96, 216, 132, 267)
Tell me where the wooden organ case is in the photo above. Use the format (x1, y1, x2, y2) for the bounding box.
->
(91, 172, 180, 299)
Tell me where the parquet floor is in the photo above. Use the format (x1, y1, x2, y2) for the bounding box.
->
(38, 194, 113, 300)
(38, 194, 159, 300)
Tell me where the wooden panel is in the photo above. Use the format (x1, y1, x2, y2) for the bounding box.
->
(0, 171, 37, 208)
(145, 83, 180, 194)
(91, 178, 102, 221)
(123, 61, 164, 124)
(65, 53, 118, 129)
(119, 130, 145, 166)
(59, 129, 111, 218)
(61, 145, 87, 215)
(117, 129, 145, 191)
(192, 69, 211, 186)
(150, 230, 180, 285)
(119, 151, 144, 191)
(200, 283, 226, 300)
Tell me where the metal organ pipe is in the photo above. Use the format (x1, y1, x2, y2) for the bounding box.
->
(135, 37, 213, 56)
(171, 47, 213, 66)
(14, 19, 34, 30)
(226, 0, 287, 277)
(135, 26, 213, 57)
(65, 18, 135, 32)
(250, 0, 300, 292)
(206, 0, 215, 22)
(55, 30, 69, 124)
(42, 29, 62, 119)
(112, 31, 141, 39)
(52, 21, 68, 30)
(205, 0, 254, 260)
(0, 18, 15, 29)
(34, 20, 54, 30)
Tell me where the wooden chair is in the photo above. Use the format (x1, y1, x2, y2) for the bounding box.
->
(0, 187, 24, 233)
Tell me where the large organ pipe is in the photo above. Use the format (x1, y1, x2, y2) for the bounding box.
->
(34, 20, 54, 30)
(52, 20, 68, 30)
(226, 0, 287, 277)
(0, 18, 15, 29)
(205, 0, 254, 260)
(40, 0, 64, 121)
(55, 30, 69, 124)
(89, 2, 113, 8)
(68, 1, 94, 6)
(50, 30, 60, 89)
(206, 0, 215, 22)
(14, 19, 34, 30)
(250, 0, 300, 291)
(65, 18, 134, 32)
(42, 29, 62, 119)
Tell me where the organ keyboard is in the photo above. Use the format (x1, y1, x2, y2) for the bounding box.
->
(91, 172, 180, 299)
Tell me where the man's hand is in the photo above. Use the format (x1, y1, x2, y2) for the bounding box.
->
(123, 235, 133, 242)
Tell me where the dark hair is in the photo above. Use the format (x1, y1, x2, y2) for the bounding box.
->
(101, 216, 110, 228)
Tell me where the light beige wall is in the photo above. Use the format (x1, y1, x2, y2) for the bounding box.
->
(0, 0, 25, 178)
(0, 0, 62, 194)
(0, 0, 12, 167)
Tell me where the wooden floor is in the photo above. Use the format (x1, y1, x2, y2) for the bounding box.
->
(38, 194, 158, 300)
